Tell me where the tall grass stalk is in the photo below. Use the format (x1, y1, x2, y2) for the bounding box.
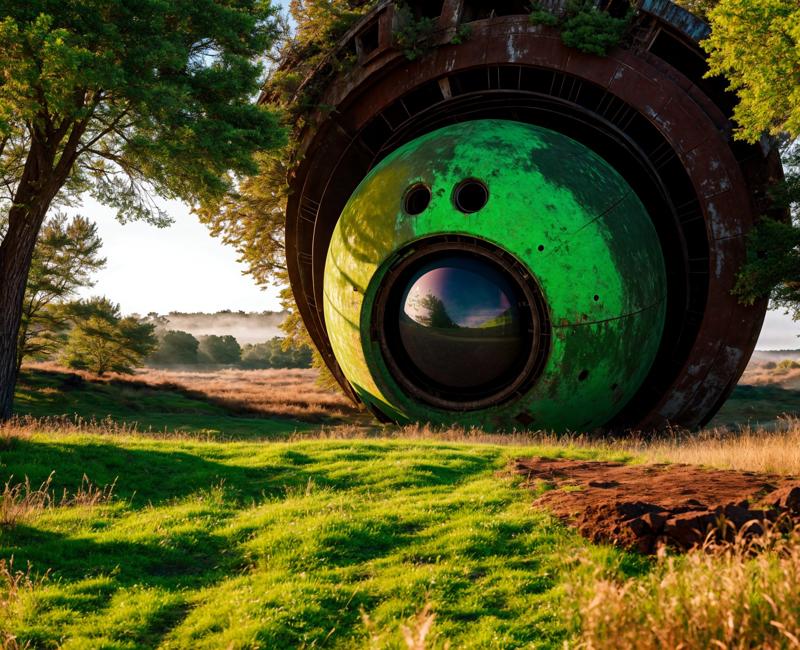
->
(0, 471, 115, 528)
(574, 522, 800, 649)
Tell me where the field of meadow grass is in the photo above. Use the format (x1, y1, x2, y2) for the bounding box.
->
(2, 364, 800, 648)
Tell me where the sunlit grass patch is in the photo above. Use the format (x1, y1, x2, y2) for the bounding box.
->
(0, 433, 638, 648)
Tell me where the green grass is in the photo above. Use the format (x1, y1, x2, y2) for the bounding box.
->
(0, 433, 647, 649)
(710, 383, 800, 428)
(13, 369, 313, 438)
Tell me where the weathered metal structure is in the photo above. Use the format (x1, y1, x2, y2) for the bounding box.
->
(280, 0, 785, 431)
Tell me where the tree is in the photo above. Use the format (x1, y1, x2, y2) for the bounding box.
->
(734, 141, 800, 319)
(240, 337, 312, 368)
(0, 1, 285, 420)
(14, 214, 105, 372)
(702, 0, 800, 143)
(198, 334, 242, 364)
(198, 1, 376, 389)
(416, 294, 458, 329)
(61, 298, 156, 376)
(694, 0, 800, 326)
(148, 330, 200, 366)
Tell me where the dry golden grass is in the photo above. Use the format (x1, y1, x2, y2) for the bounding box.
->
(574, 521, 800, 649)
(635, 420, 800, 476)
(295, 422, 800, 476)
(7, 407, 800, 475)
(133, 367, 360, 421)
(0, 474, 53, 528)
(0, 558, 45, 650)
(26, 362, 360, 422)
(64, 474, 117, 508)
(741, 362, 800, 388)
(0, 469, 115, 528)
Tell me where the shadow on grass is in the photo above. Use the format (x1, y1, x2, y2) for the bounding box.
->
(0, 438, 647, 647)
(14, 368, 317, 436)
(5, 524, 239, 588)
(0, 438, 493, 505)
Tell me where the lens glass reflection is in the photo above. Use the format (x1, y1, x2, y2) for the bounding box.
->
(396, 255, 526, 392)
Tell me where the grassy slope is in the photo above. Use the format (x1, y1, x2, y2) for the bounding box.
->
(0, 433, 647, 649)
(13, 369, 314, 438)
(711, 384, 800, 428)
(11, 367, 800, 647)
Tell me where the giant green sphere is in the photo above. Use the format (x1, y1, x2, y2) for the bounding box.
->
(323, 119, 667, 431)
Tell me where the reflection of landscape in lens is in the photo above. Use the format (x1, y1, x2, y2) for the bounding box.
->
(396, 256, 527, 393)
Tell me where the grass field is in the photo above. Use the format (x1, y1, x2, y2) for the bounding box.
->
(12, 367, 337, 439)
(1, 426, 649, 648)
(3, 366, 800, 648)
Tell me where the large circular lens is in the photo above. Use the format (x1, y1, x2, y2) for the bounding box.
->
(378, 241, 547, 407)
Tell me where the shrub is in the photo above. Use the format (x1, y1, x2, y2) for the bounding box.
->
(560, 0, 632, 56)
(240, 337, 313, 369)
(60, 298, 156, 376)
(148, 330, 200, 366)
(198, 335, 242, 365)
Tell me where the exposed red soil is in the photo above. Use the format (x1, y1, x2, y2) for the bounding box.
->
(514, 458, 800, 554)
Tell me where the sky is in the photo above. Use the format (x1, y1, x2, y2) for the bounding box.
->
(74, 197, 281, 315)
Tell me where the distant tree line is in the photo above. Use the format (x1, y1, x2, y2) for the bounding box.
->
(147, 331, 312, 369)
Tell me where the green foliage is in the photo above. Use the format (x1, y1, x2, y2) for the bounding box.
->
(148, 330, 201, 366)
(528, 0, 631, 54)
(0, 427, 638, 647)
(14, 214, 105, 370)
(734, 143, 800, 319)
(198, 334, 242, 365)
(734, 217, 800, 313)
(674, 0, 719, 19)
(60, 298, 157, 376)
(392, 3, 438, 61)
(450, 23, 473, 46)
(702, 0, 800, 143)
(0, 0, 286, 223)
(529, 2, 560, 27)
(559, 0, 632, 56)
(265, 1, 376, 115)
(0, 0, 288, 419)
(240, 337, 313, 369)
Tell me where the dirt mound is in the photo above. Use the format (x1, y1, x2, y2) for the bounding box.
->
(515, 458, 800, 553)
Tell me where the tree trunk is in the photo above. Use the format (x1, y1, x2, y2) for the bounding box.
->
(0, 204, 47, 420)
(0, 123, 84, 421)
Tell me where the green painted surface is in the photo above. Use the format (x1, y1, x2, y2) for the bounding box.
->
(323, 119, 667, 431)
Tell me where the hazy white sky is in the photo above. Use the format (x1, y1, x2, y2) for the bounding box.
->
(74, 197, 281, 315)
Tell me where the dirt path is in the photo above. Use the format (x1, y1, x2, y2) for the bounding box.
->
(514, 458, 800, 553)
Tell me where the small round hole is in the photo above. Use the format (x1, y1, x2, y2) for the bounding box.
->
(578, 370, 589, 381)
(593, 294, 600, 302)
(404, 184, 431, 216)
(454, 179, 489, 213)
(537, 244, 545, 252)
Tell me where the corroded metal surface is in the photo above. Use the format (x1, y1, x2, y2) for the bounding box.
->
(324, 120, 666, 430)
(278, 1, 784, 431)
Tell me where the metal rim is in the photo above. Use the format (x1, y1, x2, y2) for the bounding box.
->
(371, 235, 551, 411)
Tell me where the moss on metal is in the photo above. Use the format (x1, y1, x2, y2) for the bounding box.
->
(324, 119, 667, 431)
